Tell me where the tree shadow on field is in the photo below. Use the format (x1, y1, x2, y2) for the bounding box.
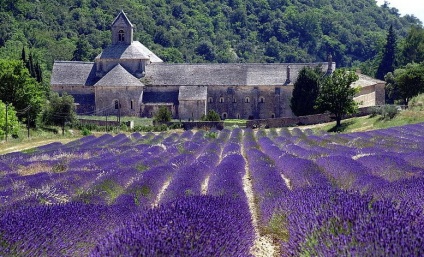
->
(327, 120, 355, 133)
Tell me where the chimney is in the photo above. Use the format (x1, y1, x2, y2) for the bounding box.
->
(286, 65, 291, 84)
(327, 53, 333, 74)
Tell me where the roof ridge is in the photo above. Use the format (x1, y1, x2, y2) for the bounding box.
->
(54, 61, 94, 64)
(148, 62, 328, 66)
(94, 64, 144, 87)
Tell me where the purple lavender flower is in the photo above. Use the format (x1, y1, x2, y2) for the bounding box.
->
(91, 196, 254, 257)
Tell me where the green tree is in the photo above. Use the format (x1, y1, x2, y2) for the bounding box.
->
(196, 41, 216, 62)
(391, 62, 424, 105)
(376, 25, 397, 80)
(384, 71, 398, 104)
(201, 110, 220, 121)
(316, 69, 359, 127)
(0, 59, 44, 127)
(0, 100, 20, 139)
(401, 26, 424, 65)
(39, 92, 76, 134)
(290, 66, 323, 116)
(154, 106, 172, 123)
(72, 37, 92, 61)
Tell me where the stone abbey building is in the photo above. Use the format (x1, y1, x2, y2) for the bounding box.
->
(51, 11, 383, 120)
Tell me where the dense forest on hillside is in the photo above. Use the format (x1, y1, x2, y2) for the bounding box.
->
(0, 0, 422, 82)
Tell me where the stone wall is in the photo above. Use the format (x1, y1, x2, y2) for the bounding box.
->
(206, 85, 294, 120)
(53, 86, 95, 115)
(78, 119, 124, 127)
(246, 114, 333, 129)
(246, 107, 377, 129)
(354, 83, 386, 108)
(95, 86, 143, 116)
(179, 100, 206, 120)
(180, 121, 224, 130)
(140, 104, 176, 118)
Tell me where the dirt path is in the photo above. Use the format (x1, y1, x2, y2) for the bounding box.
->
(241, 131, 279, 257)
(201, 175, 210, 195)
(0, 139, 76, 155)
(152, 177, 172, 208)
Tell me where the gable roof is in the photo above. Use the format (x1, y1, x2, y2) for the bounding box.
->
(51, 61, 98, 86)
(96, 41, 163, 62)
(94, 64, 144, 87)
(351, 73, 386, 88)
(179, 86, 207, 100)
(111, 10, 133, 28)
(144, 63, 329, 86)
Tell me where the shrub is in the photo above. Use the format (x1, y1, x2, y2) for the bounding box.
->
(201, 110, 220, 121)
(370, 106, 382, 117)
(381, 105, 399, 119)
(154, 106, 172, 123)
(370, 105, 399, 120)
(81, 128, 92, 136)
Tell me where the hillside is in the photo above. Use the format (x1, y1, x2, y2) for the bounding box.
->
(0, 0, 422, 81)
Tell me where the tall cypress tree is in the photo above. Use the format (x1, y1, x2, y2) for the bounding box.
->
(21, 47, 26, 64)
(376, 25, 397, 80)
(290, 66, 323, 116)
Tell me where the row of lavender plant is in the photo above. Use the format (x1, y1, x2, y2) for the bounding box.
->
(1, 123, 424, 255)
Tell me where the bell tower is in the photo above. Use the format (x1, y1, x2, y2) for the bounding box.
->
(111, 10, 134, 45)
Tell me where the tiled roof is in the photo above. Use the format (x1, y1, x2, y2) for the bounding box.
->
(50, 61, 98, 86)
(144, 63, 330, 86)
(351, 73, 385, 88)
(179, 86, 207, 100)
(142, 91, 179, 104)
(94, 64, 144, 87)
(96, 41, 163, 62)
(112, 11, 133, 28)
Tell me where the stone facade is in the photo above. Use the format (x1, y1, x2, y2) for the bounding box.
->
(51, 11, 385, 121)
(352, 73, 386, 107)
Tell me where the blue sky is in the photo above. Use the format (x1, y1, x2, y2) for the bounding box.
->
(376, 0, 424, 23)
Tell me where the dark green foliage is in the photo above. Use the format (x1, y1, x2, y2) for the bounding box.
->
(0, 0, 420, 73)
(154, 106, 172, 123)
(0, 59, 44, 127)
(401, 26, 424, 65)
(0, 100, 20, 139)
(39, 92, 76, 128)
(376, 25, 397, 80)
(290, 66, 323, 116)
(81, 127, 92, 136)
(72, 36, 93, 61)
(316, 69, 359, 127)
(388, 62, 424, 105)
(201, 110, 220, 121)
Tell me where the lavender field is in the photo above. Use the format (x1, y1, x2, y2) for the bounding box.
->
(1, 124, 424, 256)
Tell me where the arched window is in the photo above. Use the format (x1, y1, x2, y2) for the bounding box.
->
(114, 100, 119, 109)
(260, 97, 265, 103)
(233, 98, 237, 103)
(118, 30, 125, 42)
(245, 97, 250, 103)
(271, 113, 275, 118)
(222, 112, 227, 119)
(237, 114, 241, 119)
(131, 100, 134, 110)
(219, 97, 224, 103)
(208, 97, 213, 103)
